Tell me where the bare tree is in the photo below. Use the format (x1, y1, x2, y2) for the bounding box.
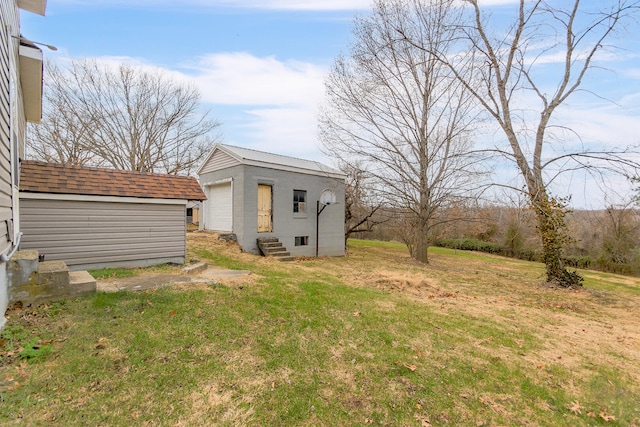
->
(27, 59, 220, 175)
(320, 0, 486, 263)
(342, 162, 387, 246)
(397, 0, 640, 286)
(599, 203, 640, 267)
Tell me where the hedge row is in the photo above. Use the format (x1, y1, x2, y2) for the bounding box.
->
(432, 238, 640, 276)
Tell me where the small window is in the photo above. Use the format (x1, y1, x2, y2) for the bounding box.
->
(293, 190, 307, 213)
(295, 236, 309, 246)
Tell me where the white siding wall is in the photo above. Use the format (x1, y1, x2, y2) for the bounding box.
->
(20, 197, 188, 270)
(1, 0, 22, 330)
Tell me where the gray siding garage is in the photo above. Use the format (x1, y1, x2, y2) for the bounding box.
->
(19, 161, 206, 270)
(20, 197, 187, 269)
(198, 144, 346, 258)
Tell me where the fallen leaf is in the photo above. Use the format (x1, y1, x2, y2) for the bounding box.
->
(599, 409, 616, 422)
(353, 311, 361, 317)
(403, 362, 417, 372)
(169, 310, 177, 317)
(416, 403, 422, 409)
(567, 400, 582, 415)
(587, 411, 596, 418)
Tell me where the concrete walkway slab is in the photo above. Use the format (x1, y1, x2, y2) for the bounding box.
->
(96, 268, 252, 293)
(97, 274, 193, 292)
(199, 269, 252, 280)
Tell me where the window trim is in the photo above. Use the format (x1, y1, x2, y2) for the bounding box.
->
(295, 236, 309, 246)
(293, 189, 307, 215)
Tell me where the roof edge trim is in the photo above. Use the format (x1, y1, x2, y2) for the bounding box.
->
(17, 0, 47, 16)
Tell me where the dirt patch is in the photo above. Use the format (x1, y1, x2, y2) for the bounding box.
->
(177, 382, 255, 426)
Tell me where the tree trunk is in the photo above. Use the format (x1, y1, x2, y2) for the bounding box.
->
(415, 230, 429, 263)
(530, 193, 583, 287)
(414, 210, 430, 263)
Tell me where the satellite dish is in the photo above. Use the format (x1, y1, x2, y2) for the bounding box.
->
(319, 189, 337, 205)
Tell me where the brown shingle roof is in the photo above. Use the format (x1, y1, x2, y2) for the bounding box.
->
(20, 161, 206, 201)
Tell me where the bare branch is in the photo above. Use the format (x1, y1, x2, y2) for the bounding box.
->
(27, 59, 221, 175)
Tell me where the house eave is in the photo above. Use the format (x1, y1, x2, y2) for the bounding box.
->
(19, 44, 43, 123)
(17, 0, 47, 16)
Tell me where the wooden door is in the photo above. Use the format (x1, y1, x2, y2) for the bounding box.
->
(257, 184, 272, 233)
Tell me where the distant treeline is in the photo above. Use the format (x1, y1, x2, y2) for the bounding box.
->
(349, 205, 640, 277)
(432, 238, 640, 276)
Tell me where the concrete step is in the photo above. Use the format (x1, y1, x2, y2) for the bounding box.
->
(9, 254, 97, 306)
(268, 251, 290, 257)
(257, 237, 279, 244)
(183, 262, 208, 274)
(37, 261, 70, 288)
(257, 237, 293, 260)
(261, 242, 283, 248)
(218, 233, 237, 242)
(10, 260, 70, 306)
(69, 271, 97, 294)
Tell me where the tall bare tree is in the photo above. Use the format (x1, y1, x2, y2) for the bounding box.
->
(27, 59, 220, 175)
(320, 0, 486, 263)
(397, 0, 640, 286)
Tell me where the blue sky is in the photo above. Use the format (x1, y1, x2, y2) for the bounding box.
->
(19, 0, 640, 208)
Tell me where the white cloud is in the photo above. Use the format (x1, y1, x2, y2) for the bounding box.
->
(241, 107, 322, 158)
(181, 52, 328, 159)
(188, 52, 325, 106)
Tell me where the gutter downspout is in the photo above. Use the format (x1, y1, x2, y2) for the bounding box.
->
(1, 232, 23, 262)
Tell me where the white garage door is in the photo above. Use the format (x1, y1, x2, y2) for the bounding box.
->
(207, 182, 233, 232)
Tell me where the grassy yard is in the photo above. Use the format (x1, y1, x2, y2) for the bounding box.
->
(1, 234, 639, 426)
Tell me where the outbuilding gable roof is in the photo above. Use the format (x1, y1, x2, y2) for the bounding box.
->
(20, 161, 206, 201)
(197, 143, 346, 179)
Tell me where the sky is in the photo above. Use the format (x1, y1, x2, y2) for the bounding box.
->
(19, 0, 640, 209)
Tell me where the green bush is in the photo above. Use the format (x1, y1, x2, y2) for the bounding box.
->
(595, 254, 640, 276)
(563, 256, 593, 270)
(434, 238, 502, 254)
(433, 239, 640, 276)
(434, 238, 541, 262)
